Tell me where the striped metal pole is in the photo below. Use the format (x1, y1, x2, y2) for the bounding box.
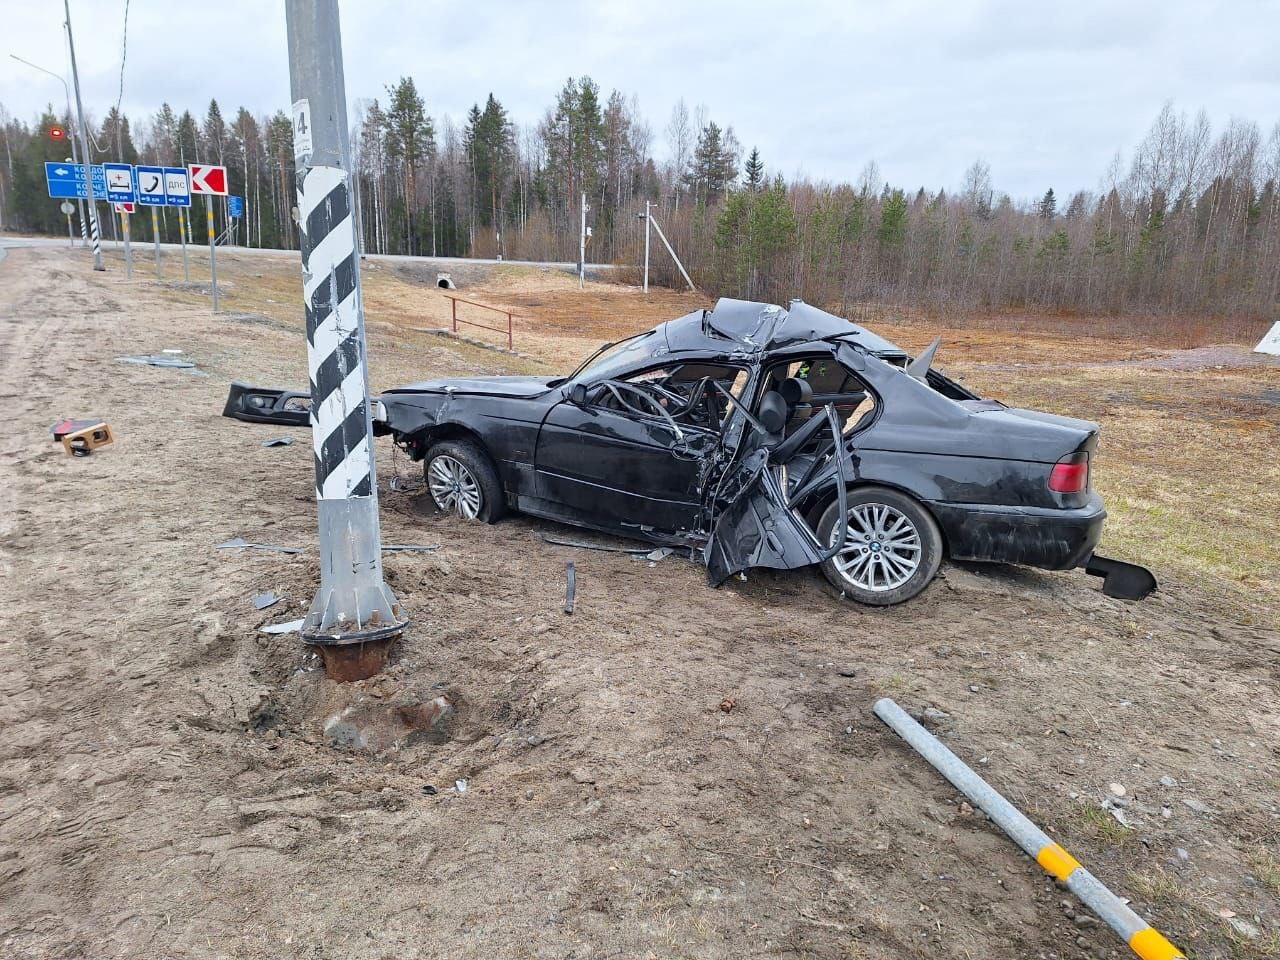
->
(206, 197, 218, 311)
(286, 0, 406, 681)
(874, 699, 1184, 960)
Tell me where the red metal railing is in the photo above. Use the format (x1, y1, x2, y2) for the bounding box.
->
(445, 294, 517, 351)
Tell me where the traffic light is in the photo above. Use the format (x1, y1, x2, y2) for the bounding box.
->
(50, 126, 66, 141)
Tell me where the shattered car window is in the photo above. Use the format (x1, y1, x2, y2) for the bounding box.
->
(592, 362, 748, 430)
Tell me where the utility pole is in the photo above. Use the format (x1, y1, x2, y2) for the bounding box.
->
(648, 211, 696, 292)
(642, 200, 651, 293)
(63, 0, 103, 271)
(579, 191, 588, 289)
(286, 0, 406, 682)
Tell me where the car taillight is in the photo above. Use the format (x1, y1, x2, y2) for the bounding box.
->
(1049, 454, 1090, 494)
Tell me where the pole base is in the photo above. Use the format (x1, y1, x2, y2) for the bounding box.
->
(314, 634, 399, 682)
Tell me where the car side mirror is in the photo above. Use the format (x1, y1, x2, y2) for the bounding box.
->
(569, 383, 589, 405)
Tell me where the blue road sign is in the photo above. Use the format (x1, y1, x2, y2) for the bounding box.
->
(163, 167, 191, 207)
(44, 162, 106, 199)
(228, 195, 244, 219)
(103, 162, 136, 203)
(135, 165, 167, 206)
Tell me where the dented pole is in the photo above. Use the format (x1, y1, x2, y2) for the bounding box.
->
(286, 0, 407, 680)
(873, 699, 1184, 960)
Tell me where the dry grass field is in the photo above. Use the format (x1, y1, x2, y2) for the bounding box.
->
(2, 242, 1278, 960)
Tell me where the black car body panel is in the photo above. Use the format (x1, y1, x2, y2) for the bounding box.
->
(348, 298, 1153, 599)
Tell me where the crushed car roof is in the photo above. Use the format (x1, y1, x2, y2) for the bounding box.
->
(661, 298, 908, 359)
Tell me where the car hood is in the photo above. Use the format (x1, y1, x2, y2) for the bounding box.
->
(384, 375, 557, 399)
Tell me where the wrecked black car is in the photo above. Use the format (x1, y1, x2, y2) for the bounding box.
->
(369, 299, 1155, 606)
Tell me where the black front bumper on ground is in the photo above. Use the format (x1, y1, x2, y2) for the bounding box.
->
(929, 494, 1157, 599)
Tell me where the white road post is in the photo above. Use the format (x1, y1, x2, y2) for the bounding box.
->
(286, 0, 407, 681)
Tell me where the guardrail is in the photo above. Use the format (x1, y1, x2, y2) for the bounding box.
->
(444, 294, 518, 351)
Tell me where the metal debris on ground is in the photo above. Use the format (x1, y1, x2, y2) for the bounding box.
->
(259, 618, 305, 635)
(640, 547, 677, 563)
(381, 544, 440, 553)
(454, 779, 468, 793)
(422, 784, 438, 796)
(542, 533, 653, 555)
(563, 561, 577, 615)
(262, 436, 295, 448)
(217, 537, 302, 555)
(388, 474, 423, 493)
(253, 592, 283, 610)
(51, 419, 114, 457)
(118, 354, 197, 369)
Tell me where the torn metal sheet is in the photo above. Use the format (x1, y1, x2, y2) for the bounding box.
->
(217, 537, 301, 555)
(262, 436, 295, 448)
(253, 592, 283, 610)
(233, 297, 1155, 606)
(118, 354, 195, 369)
(259, 618, 305, 635)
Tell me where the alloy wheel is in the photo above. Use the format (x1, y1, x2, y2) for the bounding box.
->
(830, 502, 922, 591)
(427, 454, 482, 519)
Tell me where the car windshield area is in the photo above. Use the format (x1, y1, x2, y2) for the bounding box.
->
(587, 362, 749, 432)
(564, 331, 661, 384)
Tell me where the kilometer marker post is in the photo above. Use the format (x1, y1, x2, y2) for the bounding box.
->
(285, 0, 407, 681)
(874, 699, 1185, 960)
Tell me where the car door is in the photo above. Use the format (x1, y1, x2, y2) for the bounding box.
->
(533, 372, 721, 534)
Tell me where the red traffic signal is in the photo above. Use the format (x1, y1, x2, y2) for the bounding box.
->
(50, 126, 66, 141)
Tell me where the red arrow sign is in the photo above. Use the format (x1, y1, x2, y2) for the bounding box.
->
(188, 163, 228, 196)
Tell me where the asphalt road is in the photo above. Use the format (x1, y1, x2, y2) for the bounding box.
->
(0, 232, 617, 274)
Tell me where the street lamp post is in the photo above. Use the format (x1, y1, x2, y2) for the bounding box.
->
(62, 0, 104, 271)
(9, 53, 88, 248)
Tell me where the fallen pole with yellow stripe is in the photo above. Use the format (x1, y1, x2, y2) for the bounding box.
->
(873, 698, 1184, 960)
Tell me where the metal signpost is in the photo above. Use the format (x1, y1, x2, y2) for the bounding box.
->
(165, 167, 192, 282)
(189, 164, 228, 310)
(137, 165, 166, 278)
(286, 0, 407, 681)
(114, 202, 135, 277)
(61, 200, 75, 245)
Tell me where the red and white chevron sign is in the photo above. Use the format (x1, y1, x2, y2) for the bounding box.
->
(188, 163, 228, 196)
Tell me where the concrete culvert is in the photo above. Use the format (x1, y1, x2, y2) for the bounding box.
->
(437, 273, 456, 289)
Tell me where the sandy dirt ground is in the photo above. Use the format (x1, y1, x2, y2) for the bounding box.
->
(1, 244, 1278, 960)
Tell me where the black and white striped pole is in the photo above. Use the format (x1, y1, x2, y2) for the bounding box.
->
(286, 0, 407, 681)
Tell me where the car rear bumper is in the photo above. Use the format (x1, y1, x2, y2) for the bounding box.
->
(928, 494, 1106, 571)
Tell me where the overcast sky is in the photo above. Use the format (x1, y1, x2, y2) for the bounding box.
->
(4, 0, 1279, 200)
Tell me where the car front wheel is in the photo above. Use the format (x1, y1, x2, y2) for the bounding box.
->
(423, 439, 506, 523)
(816, 487, 943, 606)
